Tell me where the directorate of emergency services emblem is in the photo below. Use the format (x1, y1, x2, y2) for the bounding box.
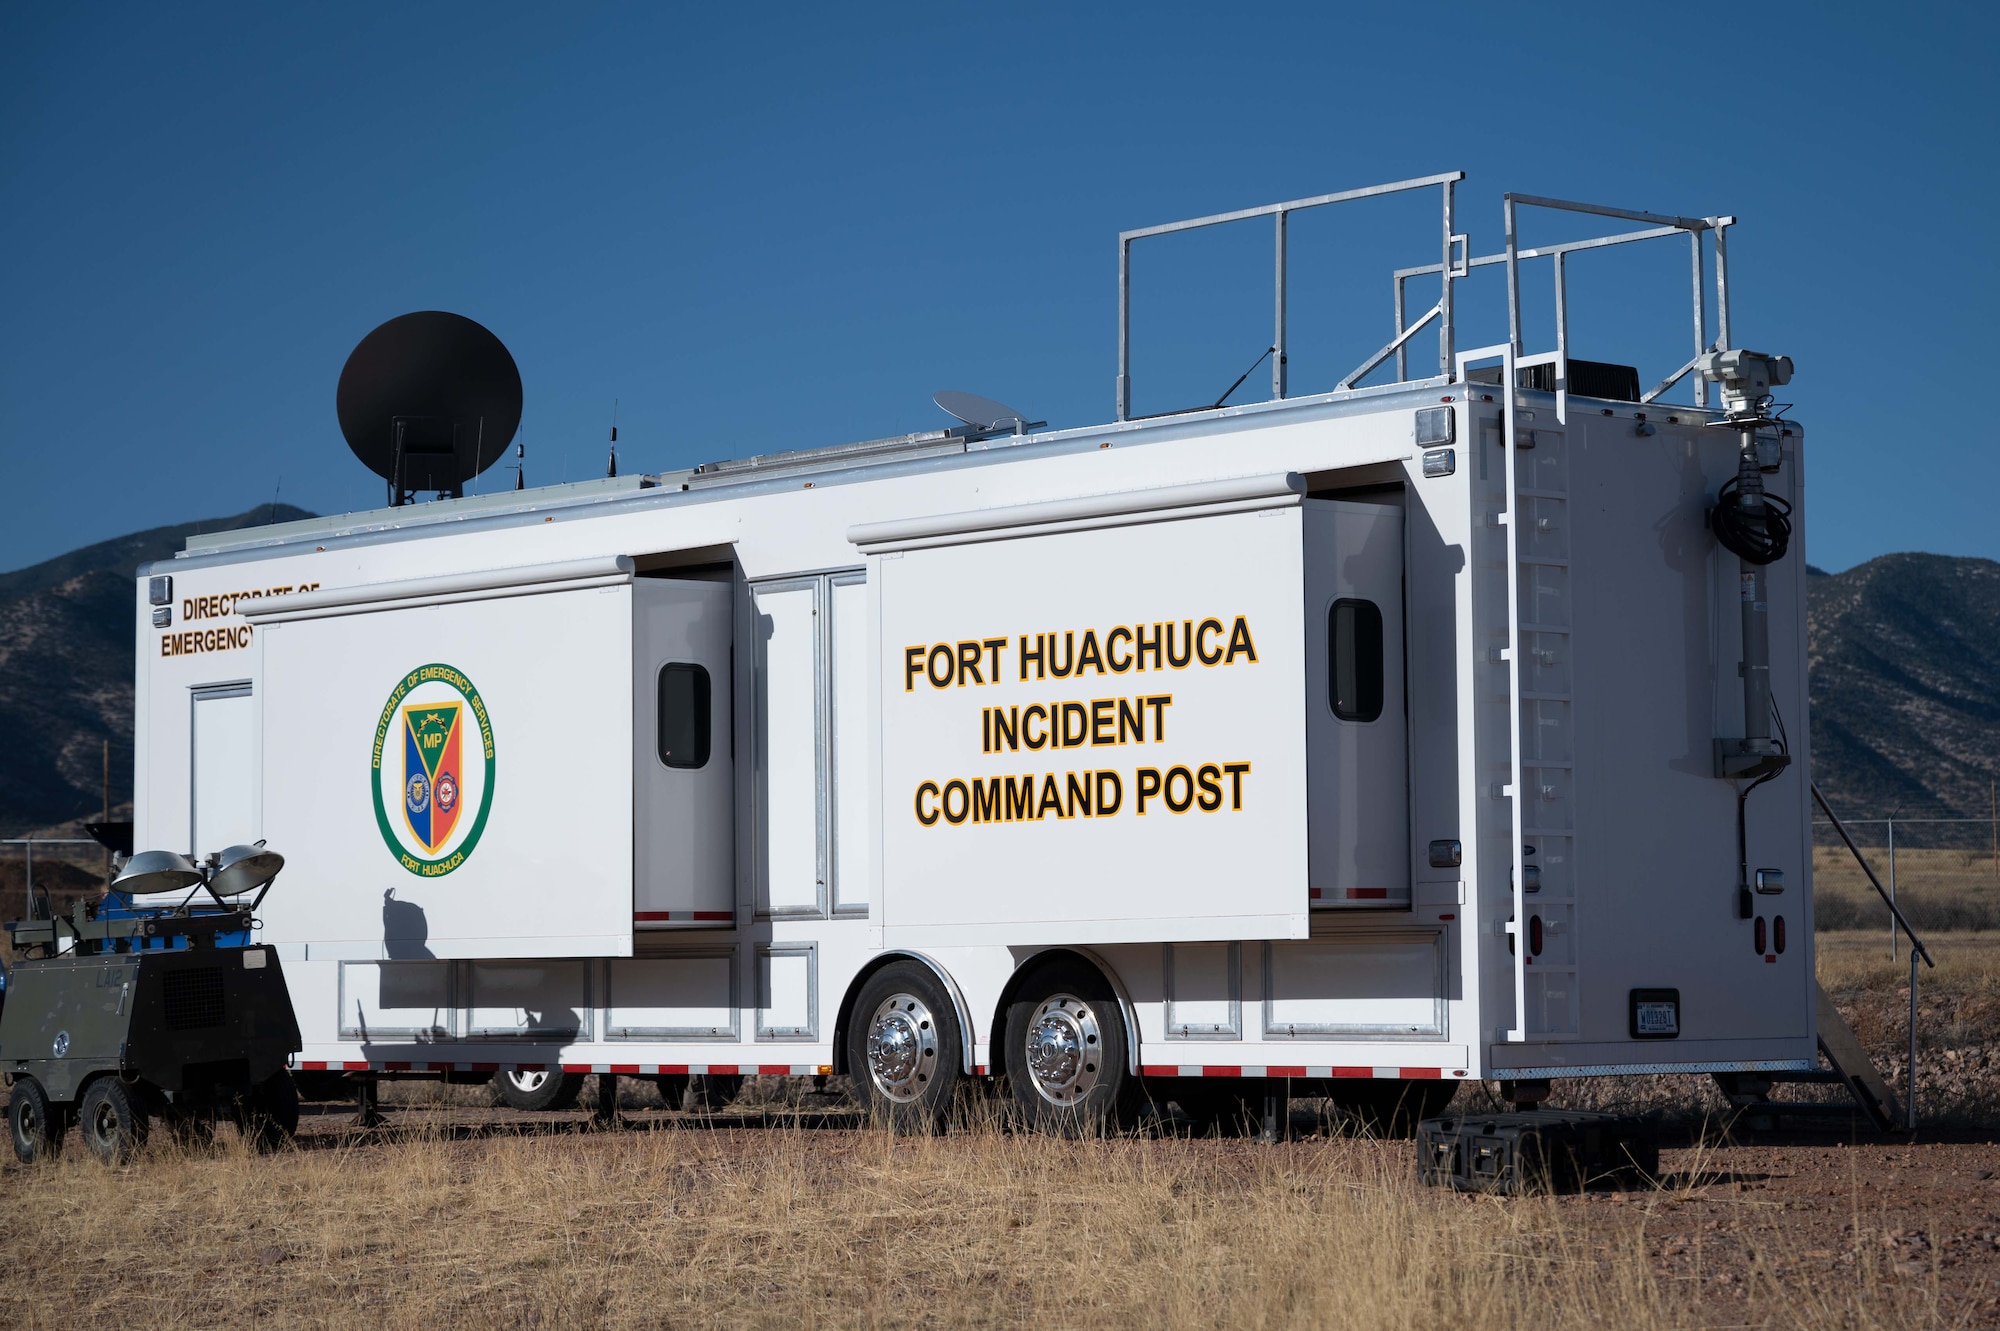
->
(371, 663, 495, 877)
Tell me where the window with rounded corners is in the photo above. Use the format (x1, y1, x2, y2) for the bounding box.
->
(657, 662, 711, 769)
(1328, 598, 1384, 722)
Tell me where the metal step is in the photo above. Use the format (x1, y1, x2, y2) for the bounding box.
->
(1814, 979, 1901, 1131)
(1708, 984, 1902, 1133)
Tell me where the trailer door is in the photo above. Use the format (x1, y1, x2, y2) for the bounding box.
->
(191, 681, 257, 859)
(1303, 499, 1409, 908)
(633, 577, 735, 927)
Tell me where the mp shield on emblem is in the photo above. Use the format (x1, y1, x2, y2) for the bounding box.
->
(371, 663, 496, 877)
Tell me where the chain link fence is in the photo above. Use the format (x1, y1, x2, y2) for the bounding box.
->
(1812, 817, 2000, 945)
(1, 838, 112, 954)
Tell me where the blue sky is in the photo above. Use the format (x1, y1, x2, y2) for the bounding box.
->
(2, 2, 1992, 573)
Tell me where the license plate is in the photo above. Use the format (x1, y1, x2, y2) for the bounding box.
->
(1634, 1001, 1678, 1036)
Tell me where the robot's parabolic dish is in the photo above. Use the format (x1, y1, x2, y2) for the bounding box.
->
(113, 850, 204, 897)
(934, 390, 1035, 434)
(337, 311, 522, 496)
(209, 843, 285, 899)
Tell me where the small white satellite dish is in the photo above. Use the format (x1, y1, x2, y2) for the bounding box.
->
(933, 391, 1041, 435)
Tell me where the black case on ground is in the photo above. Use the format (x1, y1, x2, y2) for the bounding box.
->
(1417, 1109, 1658, 1194)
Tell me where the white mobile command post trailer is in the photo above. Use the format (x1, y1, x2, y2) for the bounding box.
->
(131, 174, 1870, 1150)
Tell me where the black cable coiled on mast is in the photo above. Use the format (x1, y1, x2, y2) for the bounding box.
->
(1711, 475, 1791, 565)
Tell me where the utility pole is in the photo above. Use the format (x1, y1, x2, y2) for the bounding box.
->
(102, 738, 112, 890)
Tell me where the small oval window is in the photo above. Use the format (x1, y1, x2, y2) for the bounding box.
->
(1328, 598, 1384, 722)
(657, 663, 711, 769)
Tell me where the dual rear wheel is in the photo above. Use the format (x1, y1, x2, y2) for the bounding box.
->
(847, 963, 962, 1133)
(1001, 958, 1141, 1136)
(848, 955, 1142, 1137)
(850, 955, 1461, 1139)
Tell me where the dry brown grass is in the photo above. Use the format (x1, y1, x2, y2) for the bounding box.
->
(1814, 846, 2000, 933)
(0, 1111, 1957, 1330)
(1815, 930, 2000, 1003)
(2, 858, 1989, 1326)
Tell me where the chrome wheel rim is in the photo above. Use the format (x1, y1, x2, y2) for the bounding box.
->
(1024, 993, 1103, 1105)
(506, 1070, 549, 1094)
(865, 993, 938, 1103)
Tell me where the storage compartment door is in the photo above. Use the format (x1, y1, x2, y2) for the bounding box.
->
(1303, 500, 1410, 907)
(1263, 935, 1444, 1037)
(633, 578, 735, 928)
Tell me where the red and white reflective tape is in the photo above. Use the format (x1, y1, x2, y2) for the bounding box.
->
(632, 910, 735, 922)
(295, 1059, 831, 1076)
(1137, 1064, 1457, 1080)
(297, 1058, 1465, 1081)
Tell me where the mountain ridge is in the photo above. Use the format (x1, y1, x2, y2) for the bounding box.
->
(0, 504, 314, 832)
(1806, 552, 2000, 819)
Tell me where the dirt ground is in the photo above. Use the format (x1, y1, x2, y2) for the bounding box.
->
(1588, 1135, 2000, 1323)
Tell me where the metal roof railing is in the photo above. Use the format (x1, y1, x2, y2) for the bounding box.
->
(1116, 172, 1749, 427)
(1116, 171, 1466, 422)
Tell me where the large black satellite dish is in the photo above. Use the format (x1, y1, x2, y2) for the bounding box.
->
(337, 311, 522, 505)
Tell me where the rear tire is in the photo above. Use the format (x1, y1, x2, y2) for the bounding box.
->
(79, 1078, 150, 1164)
(1003, 957, 1141, 1136)
(9, 1077, 63, 1163)
(493, 1067, 583, 1111)
(235, 1071, 300, 1152)
(846, 962, 963, 1134)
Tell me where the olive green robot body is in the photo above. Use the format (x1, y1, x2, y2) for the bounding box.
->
(3, 899, 303, 1162)
(1, 945, 301, 1102)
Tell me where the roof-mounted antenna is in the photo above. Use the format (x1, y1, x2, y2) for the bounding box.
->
(933, 391, 1046, 439)
(514, 424, 526, 491)
(607, 398, 619, 479)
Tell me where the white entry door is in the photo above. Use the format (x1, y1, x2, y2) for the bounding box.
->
(1303, 499, 1409, 908)
(191, 682, 257, 860)
(634, 577, 736, 927)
